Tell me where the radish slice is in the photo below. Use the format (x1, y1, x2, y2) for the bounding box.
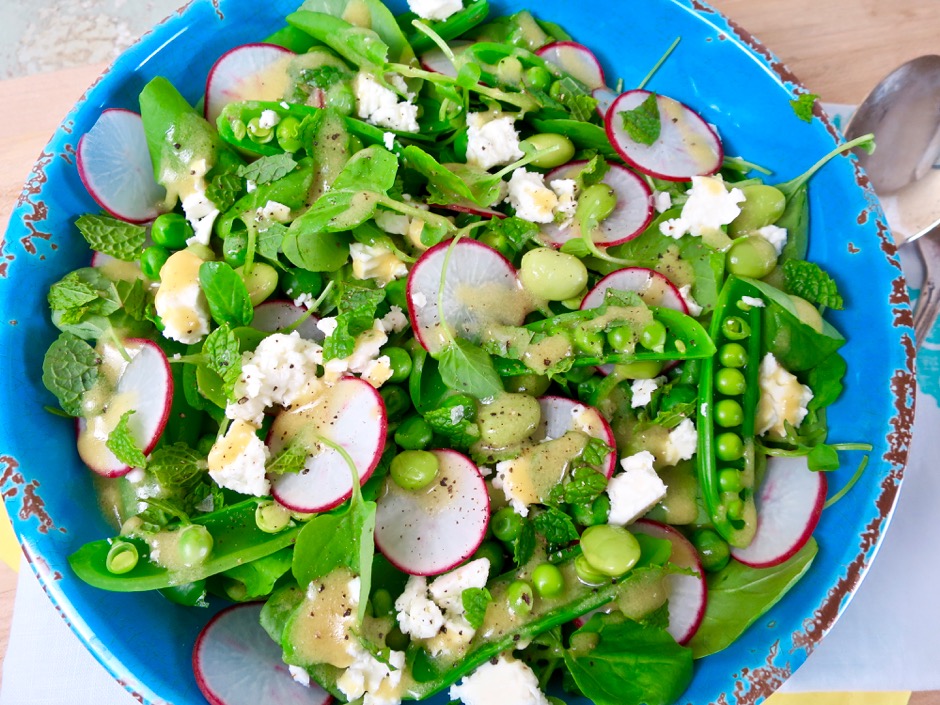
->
(270, 377, 386, 513)
(536, 41, 605, 90)
(605, 90, 723, 181)
(436, 202, 507, 220)
(541, 162, 653, 248)
(419, 41, 470, 78)
(730, 455, 827, 568)
(407, 239, 525, 354)
(632, 519, 707, 645)
(537, 396, 617, 478)
(77, 109, 168, 224)
(76, 339, 173, 478)
(252, 300, 323, 342)
(580, 267, 689, 313)
(592, 87, 618, 118)
(375, 449, 489, 576)
(193, 603, 332, 705)
(205, 43, 295, 124)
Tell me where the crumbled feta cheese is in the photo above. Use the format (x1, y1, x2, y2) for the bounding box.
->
(361, 356, 394, 388)
(154, 249, 211, 345)
(678, 285, 703, 317)
(492, 463, 530, 516)
(348, 321, 389, 373)
(289, 665, 310, 687)
(257, 200, 292, 223)
(630, 376, 664, 408)
(317, 317, 339, 338)
(350, 242, 408, 286)
(226, 332, 323, 425)
(466, 113, 524, 170)
(654, 190, 673, 213)
(550, 178, 578, 228)
(756, 224, 788, 255)
(353, 72, 419, 133)
(662, 417, 698, 466)
(208, 419, 271, 496)
(380, 305, 409, 334)
(407, 0, 463, 20)
(659, 175, 745, 239)
(450, 405, 465, 424)
(396, 576, 446, 638)
(383, 131, 396, 150)
(755, 353, 813, 437)
(258, 109, 281, 129)
(607, 450, 668, 525)
(293, 292, 314, 309)
(428, 558, 490, 613)
(246, 179, 257, 193)
(322, 357, 350, 383)
(741, 295, 765, 308)
(374, 209, 410, 235)
(450, 655, 550, 705)
(337, 646, 407, 705)
(506, 168, 558, 223)
(181, 191, 221, 247)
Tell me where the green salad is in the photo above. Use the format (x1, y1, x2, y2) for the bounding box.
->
(40, 1, 874, 704)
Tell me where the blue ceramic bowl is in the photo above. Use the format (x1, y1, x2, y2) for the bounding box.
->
(0, 1, 915, 703)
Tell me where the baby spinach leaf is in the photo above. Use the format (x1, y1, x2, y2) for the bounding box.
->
(222, 547, 294, 599)
(806, 352, 846, 412)
(106, 410, 148, 469)
(282, 227, 351, 272)
(198, 262, 254, 327)
(237, 153, 298, 185)
(462, 587, 492, 630)
(403, 145, 476, 204)
(41, 332, 100, 416)
(619, 92, 661, 146)
(437, 338, 504, 399)
(75, 214, 147, 262)
(807, 443, 839, 471)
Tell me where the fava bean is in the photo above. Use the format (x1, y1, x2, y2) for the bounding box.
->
(574, 554, 607, 586)
(504, 372, 551, 397)
(519, 247, 588, 301)
(727, 235, 778, 278)
(519, 133, 575, 168)
(580, 524, 641, 577)
(729, 184, 786, 237)
(255, 501, 292, 534)
(390, 450, 439, 491)
(613, 360, 664, 380)
(236, 263, 278, 307)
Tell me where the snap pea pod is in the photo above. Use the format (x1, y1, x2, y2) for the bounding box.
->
(697, 276, 762, 548)
(287, 11, 389, 71)
(300, 0, 417, 65)
(68, 499, 302, 591)
(406, 0, 490, 55)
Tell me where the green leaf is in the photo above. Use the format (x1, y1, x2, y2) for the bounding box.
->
(282, 226, 351, 272)
(332, 145, 400, 193)
(257, 222, 288, 261)
(550, 466, 608, 506)
(806, 352, 846, 412)
(790, 93, 818, 123)
(322, 285, 386, 361)
(781, 259, 844, 310)
(513, 519, 536, 566)
(75, 214, 147, 262)
(619, 93, 661, 146)
(423, 400, 481, 449)
(267, 441, 309, 475)
(807, 443, 839, 471)
(575, 155, 610, 191)
(559, 237, 592, 259)
(106, 410, 148, 469)
(222, 548, 294, 599)
(198, 261, 254, 327)
(461, 587, 492, 630)
(237, 154, 299, 185)
(580, 436, 612, 468)
(532, 507, 578, 547)
(115, 278, 150, 322)
(206, 171, 244, 212)
(437, 338, 504, 399)
(48, 268, 122, 327)
(147, 443, 206, 490)
(565, 93, 599, 122)
(202, 324, 243, 401)
(480, 217, 540, 252)
(41, 332, 100, 416)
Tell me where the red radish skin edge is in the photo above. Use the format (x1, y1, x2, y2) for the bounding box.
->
(536, 41, 606, 89)
(580, 267, 690, 315)
(538, 395, 617, 479)
(437, 202, 507, 219)
(604, 90, 724, 182)
(204, 43, 295, 122)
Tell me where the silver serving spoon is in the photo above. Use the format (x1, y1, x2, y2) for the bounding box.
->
(845, 55, 940, 348)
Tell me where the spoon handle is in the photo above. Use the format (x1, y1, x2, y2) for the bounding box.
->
(912, 230, 940, 349)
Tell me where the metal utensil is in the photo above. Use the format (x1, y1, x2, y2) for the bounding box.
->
(845, 55, 940, 348)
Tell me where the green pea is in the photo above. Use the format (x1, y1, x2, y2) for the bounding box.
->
(715, 399, 744, 428)
(574, 327, 605, 356)
(390, 450, 439, 491)
(492, 506, 524, 542)
(721, 316, 751, 341)
(380, 385, 411, 420)
(159, 579, 207, 607)
(151, 212, 193, 249)
(141, 245, 171, 280)
(178, 524, 214, 565)
(613, 360, 664, 380)
(519, 133, 576, 169)
(236, 263, 278, 307)
(106, 540, 138, 574)
(726, 497, 745, 522)
(729, 184, 786, 237)
(519, 248, 588, 301)
(496, 56, 524, 85)
(606, 325, 634, 353)
(506, 579, 534, 615)
(715, 367, 746, 396)
(281, 267, 324, 300)
(371, 588, 394, 617)
(478, 229, 514, 259)
(223, 231, 248, 269)
(275, 116, 304, 152)
(571, 495, 610, 527)
(478, 393, 541, 447)
(548, 80, 566, 101)
(718, 468, 742, 492)
(230, 118, 247, 141)
(691, 528, 731, 572)
(472, 541, 506, 577)
(255, 500, 292, 534)
(580, 524, 641, 577)
(384, 277, 408, 311)
(718, 342, 748, 368)
(576, 183, 617, 230)
(524, 66, 552, 91)
(726, 235, 778, 279)
(247, 116, 275, 144)
(640, 320, 667, 352)
(383, 347, 413, 384)
(789, 295, 824, 333)
(504, 373, 551, 397)
(574, 554, 607, 586)
(715, 432, 744, 462)
(394, 415, 433, 451)
(532, 563, 565, 598)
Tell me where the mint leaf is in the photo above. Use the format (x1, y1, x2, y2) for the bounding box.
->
(551, 466, 608, 505)
(207, 171, 244, 212)
(267, 441, 309, 475)
(115, 278, 150, 322)
(619, 93, 661, 146)
(75, 214, 147, 262)
(106, 410, 148, 469)
(424, 400, 481, 449)
(575, 155, 610, 190)
(790, 93, 818, 123)
(301, 64, 347, 90)
(513, 519, 536, 567)
(462, 587, 492, 630)
(48, 268, 121, 324)
(48, 276, 99, 311)
(580, 436, 612, 467)
(148, 442, 206, 490)
(565, 93, 599, 122)
(41, 332, 100, 416)
(199, 261, 254, 327)
(781, 259, 844, 310)
(322, 285, 386, 361)
(438, 338, 504, 400)
(202, 324, 243, 401)
(237, 154, 299, 186)
(533, 507, 579, 547)
(257, 222, 287, 261)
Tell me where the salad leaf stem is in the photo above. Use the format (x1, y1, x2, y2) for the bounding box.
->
(775, 133, 875, 197)
(823, 455, 869, 509)
(637, 36, 681, 91)
(388, 62, 540, 112)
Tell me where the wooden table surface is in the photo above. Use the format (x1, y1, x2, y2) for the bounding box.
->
(0, 0, 938, 699)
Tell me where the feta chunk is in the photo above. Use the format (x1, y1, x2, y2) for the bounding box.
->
(466, 113, 524, 170)
(353, 72, 419, 133)
(450, 655, 551, 705)
(181, 191, 220, 247)
(380, 305, 409, 334)
(407, 0, 463, 21)
(492, 463, 530, 517)
(654, 190, 673, 213)
(428, 558, 490, 613)
(630, 376, 665, 408)
(350, 242, 408, 286)
(257, 200, 292, 223)
(755, 353, 814, 437)
(361, 356, 393, 388)
(383, 131, 396, 150)
(678, 284, 703, 317)
(337, 646, 406, 705)
(550, 178, 578, 227)
(258, 109, 281, 129)
(607, 450, 668, 525)
(506, 168, 558, 223)
(208, 419, 271, 496)
(756, 224, 788, 255)
(662, 417, 698, 466)
(317, 317, 339, 338)
(347, 321, 389, 373)
(741, 295, 766, 308)
(395, 576, 446, 638)
(289, 665, 310, 687)
(659, 175, 745, 239)
(374, 209, 410, 235)
(154, 249, 211, 345)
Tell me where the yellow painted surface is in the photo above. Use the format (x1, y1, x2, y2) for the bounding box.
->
(0, 505, 20, 572)
(768, 692, 911, 705)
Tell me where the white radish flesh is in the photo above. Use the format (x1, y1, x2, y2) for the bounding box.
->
(580, 267, 689, 313)
(541, 162, 653, 248)
(632, 519, 707, 645)
(193, 603, 332, 705)
(76, 338, 173, 478)
(536, 41, 606, 90)
(407, 239, 525, 354)
(252, 300, 324, 342)
(270, 377, 386, 513)
(592, 87, 618, 118)
(730, 455, 827, 568)
(374, 449, 489, 576)
(537, 396, 617, 479)
(605, 90, 723, 181)
(77, 109, 168, 224)
(419, 41, 470, 78)
(205, 43, 295, 124)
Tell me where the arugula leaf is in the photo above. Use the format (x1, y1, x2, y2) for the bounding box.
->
(619, 93, 661, 146)
(267, 441, 309, 475)
(782, 259, 844, 310)
(438, 338, 504, 400)
(106, 410, 148, 469)
(147, 442, 206, 490)
(41, 332, 100, 416)
(513, 519, 536, 566)
(790, 93, 819, 123)
(322, 285, 386, 360)
(202, 324, 243, 401)
(198, 261, 254, 327)
(75, 214, 147, 262)
(532, 507, 578, 547)
(237, 154, 299, 185)
(461, 587, 492, 630)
